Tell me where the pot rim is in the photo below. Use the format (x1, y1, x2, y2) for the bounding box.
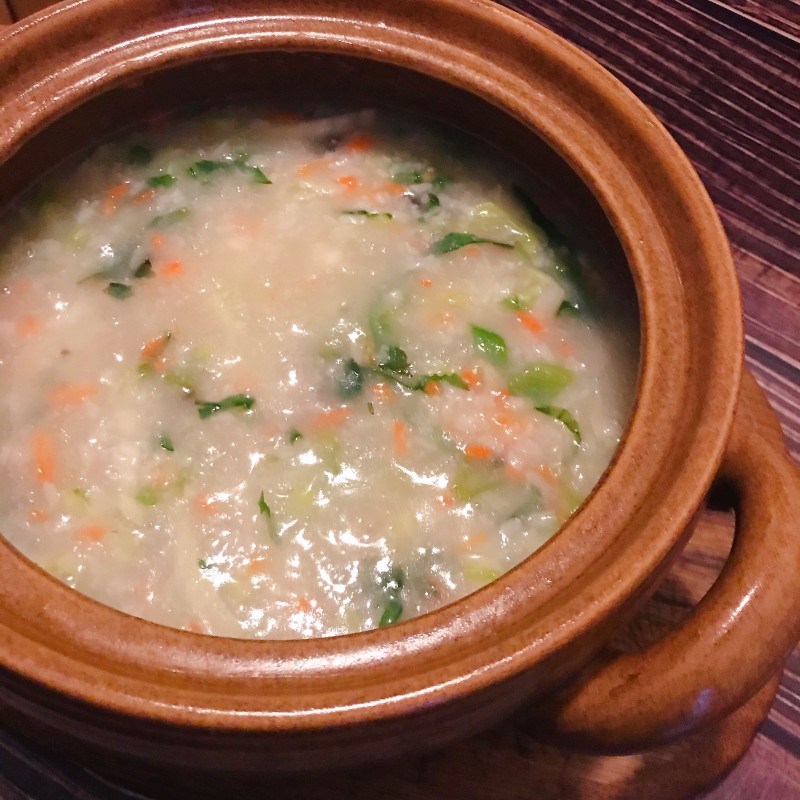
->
(0, 0, 742, 731)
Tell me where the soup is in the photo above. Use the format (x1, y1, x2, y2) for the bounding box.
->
(0, 110, 634, 638)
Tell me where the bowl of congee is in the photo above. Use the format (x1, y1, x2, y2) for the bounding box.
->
(1, 0, 798, 785)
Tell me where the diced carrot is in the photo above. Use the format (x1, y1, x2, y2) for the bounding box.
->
(16, 314, 40, 337)
(460, 367, 482, 389)
(106, 182, 129, 200)
(27, 509, 50, 523)
(463, 244, 480, 257)
(370, 382, 395, 401)
(48, 383, 98, 407)
(296, 596, 313, 614)
(438, 492, 455, 508)
(493, 412, 517, 430)
(517, 311, 543, 335)
(337, 175, 359, 191)
(133, 188, 156, 205)
(160, 260, 184, 278)
(419, 277, 433, 288)
(31, 431, 56, 484)
(465, 444, 493, 460)
(380, 181, 406, 197)
(345, 134, 375, 152)
(536, 464, 557, 484)
(393, 420, 408, 456)
(309, 406, 352, 430)
(76, 523, 106, 543)
(423, 380, 442, 396)
(493, 390, 510, 403)
(245, 556, 269, 578)
(150, 232, 165, 249)
(296, 158, 328, 178)
(195, 494, 222, 517)
(140, 332, 171, 360)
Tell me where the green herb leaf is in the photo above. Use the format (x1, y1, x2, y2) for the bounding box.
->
(149, 207, 190, 228)
(501, 295, 526, 312)
(392, 169, 424, 185)
(250, 166, 272, 184)
(414, 373, 469, 391)
(258, 491, 271, 517)
(342, 209, 393, 219)
(338, 358, 365, 398)
(430, 232, 514, 255)
(379, 598, 403, 627)
(258, 490, 279, 541)
(196, 394, 256, 419)
(134, 259, 153, 279)
(508, 363, 574, 405)
(147, 173, 176, 189)
(136, 487, 160, 506)
(536, 405, 582, 443)
(159, 434, 175, 452)
(198, 558, 209, 570)
(127, 144, 153, 166)
(425, 192, 440, 210)
(378, 346, 411, 376)
(105, 282, 132, 300)
(288, 428, 303, 443)
(188, 159, 227, 178)
(471, 325, 508, 365)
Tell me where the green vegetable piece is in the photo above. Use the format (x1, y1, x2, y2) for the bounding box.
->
(392, 169, 423, 185)
(378, 346, 411, 376)
(258, 491, 271, 518)
(150, 207, 190, 228)
(508, 363, 574, 405)
(452, 462, 500, 502)
(502, 295, 526, 312)
(288, 428, 303, 443)
(105, 282, 132, 300)
(425, 192, 440, 210)
(127, 144, 152, 166)
(414, 373, 469, 391)
(136, 487, 160, 506)
(134, 259, 153, 279)
(463, 562, 501, 586)
(338, 358, 365, 398)
(471, 325, 508, 365)
(379, 598, 403, 627)
(147, 174, 176, 188)
(250, 166, 272, 184)
(188, 159, 226, 178)
(72, 487, 89, 503)
(430, 232, 514, 255)
(198, 558, 209, 570)
(536, 405, 582, 443)
(159, 434, 175, 452)
(196, 394, 256, 419)
(342, 209, 393, 219)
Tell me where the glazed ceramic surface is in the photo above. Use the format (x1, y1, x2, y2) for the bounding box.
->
(0, 0, 798, 776)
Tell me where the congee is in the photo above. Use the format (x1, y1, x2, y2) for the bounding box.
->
(0, 110, 634, 638)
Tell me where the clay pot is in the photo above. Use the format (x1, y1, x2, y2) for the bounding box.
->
(0, 0, 798, 784)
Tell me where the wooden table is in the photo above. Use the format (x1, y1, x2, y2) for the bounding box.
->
(1, 1, 798, 797)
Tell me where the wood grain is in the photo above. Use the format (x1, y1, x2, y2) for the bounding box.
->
(0, 1, 798, 798)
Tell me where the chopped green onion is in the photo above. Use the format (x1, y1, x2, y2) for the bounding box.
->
(147, 174, 176, 188)
(342, 209, 393, 219)
(379, 598, 403, 627)
(508, 363, 574, 405)
(136, 487, 160, 506)
(134, 259, 153, 279)
(502, 295, 526, 312)
(188, 159, 226, 178)
(105, 282, 132, 300)
(159, 434, 175, 452)
(430, 232, 514, 255)
(258, 490, 278, 541)
(127, 144, 152, 166)
(536, 405, 582, 443)
(196, 394, 256, 419)
(149, 207, 190, 228)
(471, 325, 508, 365)
(338, 358, 364, 398)
(425, 192, 440, 210)
(250, 166, 272, 184)
(414, 373, 469, 391)
(198, 558, 209, 570)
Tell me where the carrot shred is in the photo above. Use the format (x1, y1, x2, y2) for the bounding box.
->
(160, 260, 184, 278)
(465, 444, 493, 460)
(337, 175, 359, 191)
(393, 420, 408, 456)
(517, 311, 543, 334)
(106, 182, 129, 200)
(16, 314, 40, 337)
(76, 523, 106, 543)
(27, 509, 50, 523)
(460, 368, 482, 389)
(140, 333, 171, 360)
(536, 464, 557, 484)
(31, 432, 56, 484)
(48, 383, 98, 407)
(309, 407, 352, 430)
(345, 134, 375, 152)
(419, 277, 433, 288)
(133, 188, 156, 205)
(423, 380, 442, 396)
(150, 233, 165, 249)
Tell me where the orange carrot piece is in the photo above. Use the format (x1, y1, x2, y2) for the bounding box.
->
(245, 556, 269, 578)
(106, 182, 129, 200)
(195, 494, 222, 517)
(393, 420, 408, 456)
(460, 367, 482, 389)
(27, 509, 50, 524)
(48, 383, 98, 407)
(150, 232, 165, 249)
(16, 314, 40, 337)
(419, 276, 433, 288)
(423, 380, 442, 397)
(460, 530, 488, 552)
(465, 444, 493, 460)
(345, 134, 375, 152)
(31, 431, 56, 484)
(76, 523, 106, 543)
(536, 464, 557, 484)
(337, 175, 359, 191)
(140, 332, 171, 360)
(160, 260, 184, 278)
(438, 493, 455, 508)
(517, 311, 543, 335)
(309, 407, 352, 429)
(370, 382, 395, 400)
(380, 181, 406, 197)
(133, 188, 156, 205)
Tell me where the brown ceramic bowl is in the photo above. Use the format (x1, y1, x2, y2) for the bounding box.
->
(1, 0, 799, 787)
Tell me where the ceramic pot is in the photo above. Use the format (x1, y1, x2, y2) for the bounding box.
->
(0, 0, 798, 781)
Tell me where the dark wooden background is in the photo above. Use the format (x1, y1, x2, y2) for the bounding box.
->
(1, 0, 798, 797)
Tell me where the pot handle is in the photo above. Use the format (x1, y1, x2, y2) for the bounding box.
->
(530, 371, 800, 753)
